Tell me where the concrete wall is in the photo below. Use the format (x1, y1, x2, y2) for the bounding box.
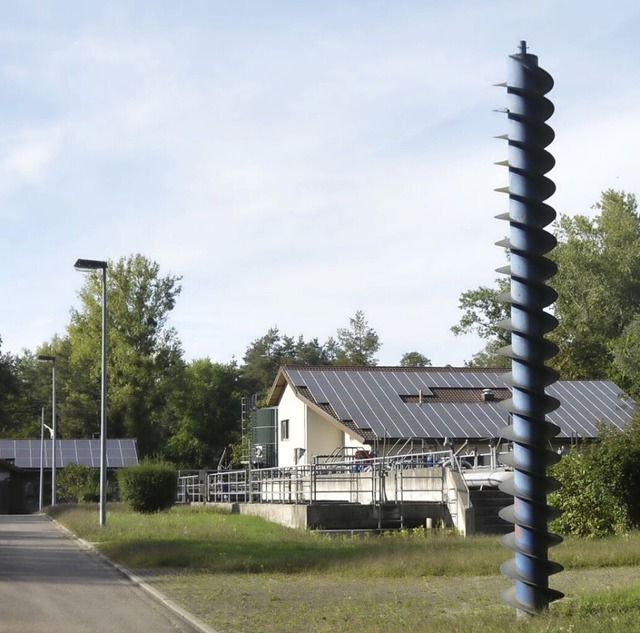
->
(445, 468, 473, 537)
(203, 466, 474, 534)
(215, 501, 448, 531)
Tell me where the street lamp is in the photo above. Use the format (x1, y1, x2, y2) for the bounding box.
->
(37, 354, 56, 506)
(74, 258, 108, 527)
(39, 407, 44, 511)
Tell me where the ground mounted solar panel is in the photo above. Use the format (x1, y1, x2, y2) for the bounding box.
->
(0, 439, 139, 469)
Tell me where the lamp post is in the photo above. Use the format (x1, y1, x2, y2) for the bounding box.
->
(37, 354, 56, 506)
(39, 407, 44, 511)
(74, 258, 108, 527)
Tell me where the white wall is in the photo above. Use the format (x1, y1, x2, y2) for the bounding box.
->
(307, 408, 343, 461)
(276, 385, 307, 468)
(276, 384, 366, 467)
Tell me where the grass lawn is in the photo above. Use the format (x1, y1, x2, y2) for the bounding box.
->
(47, 504, 640, 633)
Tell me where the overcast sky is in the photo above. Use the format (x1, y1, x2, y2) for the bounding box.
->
(1, 1, 639, 367)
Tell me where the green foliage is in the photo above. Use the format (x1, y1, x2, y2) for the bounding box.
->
(399, 351, 432, 367)
(549, 445, 627, 537)
(0, 347, 42, 436)
(550, 417, 640, 537)
(594, 418, 640, 526)
(165, 359, 242, 469)
(453, 190, 640, 383)
(117, 460, 177, 513)
(56, 463, 99, 503)
(241, 328, 338, 394)
(229, 433, 250, 468)
(0, 338, 21, 433)
(66, 254, 184, 455)
(551, 190, 640, 381)
(335, 309, 380, 366)
(451, 279, 511, 367)
(241, 311, 382, 394)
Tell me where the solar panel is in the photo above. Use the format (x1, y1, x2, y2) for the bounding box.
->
(279, 367, 636, 441)
(0, 439, 139, 469)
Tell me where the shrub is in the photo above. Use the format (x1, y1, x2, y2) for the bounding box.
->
(57, 463, 99, 503)
(549, 415, 640, 538)
(117, 459, 177, 513)
(549, 445, 627, 538)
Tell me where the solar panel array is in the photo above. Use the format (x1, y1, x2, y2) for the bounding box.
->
(282, 367, 636, 441)
(0, 439, 139, 469)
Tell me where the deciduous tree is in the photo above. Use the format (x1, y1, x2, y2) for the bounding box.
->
(452, 190, 640, 381)
(66, 254, 184, 456)
(165, 359, 242, 469)
(399, 352, 432, 367)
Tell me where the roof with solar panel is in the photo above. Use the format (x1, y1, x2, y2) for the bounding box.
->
(0, 439, 139, 469)
(266, 366, 635, 441)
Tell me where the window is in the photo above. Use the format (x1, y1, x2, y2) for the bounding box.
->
(281, 418, 290, 441)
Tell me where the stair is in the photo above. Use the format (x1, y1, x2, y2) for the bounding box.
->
(376, 503, 403, 529)
(469, 488, 512, 534)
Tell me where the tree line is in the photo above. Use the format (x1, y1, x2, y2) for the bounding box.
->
(452, 188, 640, 536)
(0, 260, 430, 468)
(2, 189, 640, 476)
(453, 189, 640, 400)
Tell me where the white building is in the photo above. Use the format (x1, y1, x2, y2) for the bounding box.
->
(265, 365, 635, 468)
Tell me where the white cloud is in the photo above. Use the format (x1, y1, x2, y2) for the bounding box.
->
(0, 127, 62, 199)
(1, 1, 640, 369)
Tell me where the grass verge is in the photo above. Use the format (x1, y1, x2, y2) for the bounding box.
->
(47, 504, 640, 633)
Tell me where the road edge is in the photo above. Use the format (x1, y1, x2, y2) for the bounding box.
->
(47, 515, 222, 633)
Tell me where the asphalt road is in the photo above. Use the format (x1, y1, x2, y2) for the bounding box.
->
(0, 515, 213, 633)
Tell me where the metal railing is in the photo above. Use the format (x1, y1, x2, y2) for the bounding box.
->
(176, 448, 501, 507)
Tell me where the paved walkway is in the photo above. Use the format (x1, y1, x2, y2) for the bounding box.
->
(0, 515, 213, 633)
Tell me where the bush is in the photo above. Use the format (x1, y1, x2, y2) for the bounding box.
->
(117, 459, 177, 513)
(549, 445, 627, 537)
(549, 415, 640, 538)
(57, 463, 100, 503)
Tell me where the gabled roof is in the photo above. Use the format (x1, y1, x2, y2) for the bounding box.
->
(266, 366, 636, 441)
(0, 439, 139, 469)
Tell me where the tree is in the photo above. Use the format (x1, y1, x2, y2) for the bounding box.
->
(451, 278, 511, 367)
(549, 444, 627, 538)
(66, 254, 184, 456)
(241, 328, 336, 395)
(549, 417, 640, 537)
(611, 315, 640, 399)
(165, 359, 242, 469)
(399, 352, 432, 367)
(551, 190, 640, 379)
(335, 310, 380, 366)
(452, 190, 640, 380)
(241, 327, 291, 396)
(0, 338, 37, 436)
(57, 463, 99, 502)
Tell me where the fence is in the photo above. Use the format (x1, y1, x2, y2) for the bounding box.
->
(176, 448, 499, 508)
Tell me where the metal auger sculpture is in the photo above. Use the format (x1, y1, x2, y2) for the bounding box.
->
(495, 41, 564, 616)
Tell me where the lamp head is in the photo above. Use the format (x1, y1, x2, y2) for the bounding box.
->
(74, 258, 107, 271)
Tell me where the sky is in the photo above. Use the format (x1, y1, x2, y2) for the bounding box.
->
(2, 1, 640, 367)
